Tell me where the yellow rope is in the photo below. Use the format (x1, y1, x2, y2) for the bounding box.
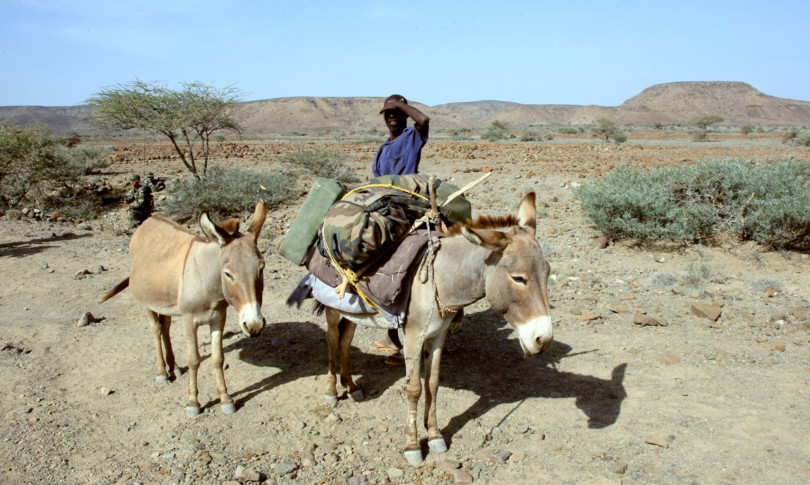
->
(341, 183, 430, 202)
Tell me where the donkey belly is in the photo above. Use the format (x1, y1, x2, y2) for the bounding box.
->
(335, 310, 398, 330)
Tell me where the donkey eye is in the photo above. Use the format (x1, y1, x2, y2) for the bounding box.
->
(511, 274, 528, 285)
(224, 271, 235, 282)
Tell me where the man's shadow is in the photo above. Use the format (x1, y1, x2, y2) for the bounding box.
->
(224, 308, 626, 439)
(0, 232, 91, 258)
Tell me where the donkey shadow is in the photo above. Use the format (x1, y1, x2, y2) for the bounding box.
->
(438, 309, 626, 444)
(223, 320, 406, 409)
(224, 309, 626, 438)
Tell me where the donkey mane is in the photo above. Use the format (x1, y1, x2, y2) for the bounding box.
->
(443, 214, 520, 236)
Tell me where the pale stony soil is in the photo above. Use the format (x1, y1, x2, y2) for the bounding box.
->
(1, 135, 809, 485)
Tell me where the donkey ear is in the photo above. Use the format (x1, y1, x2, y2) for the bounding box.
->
(517, 192, 537, 234)
(461, 226, 508, 251)
(200, 211, 231, 247)
(246, 200, 267, 242)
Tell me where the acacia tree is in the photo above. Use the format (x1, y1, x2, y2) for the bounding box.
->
(690, 114, 724, 141)
(87, 80, 241, 180)
(593, 117, 627, 144)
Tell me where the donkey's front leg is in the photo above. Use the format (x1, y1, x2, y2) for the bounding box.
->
(402, 341, 424, 466)
(183, 315, 202, 417)
(147, 310, 170, 383)
(423, 333, 448, 454)
(210, 313, 235, 414)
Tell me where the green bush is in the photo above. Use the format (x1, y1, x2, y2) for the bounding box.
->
(163, 166, 297, 219)
(520, 131, 540, 142)
(279, 148, 359, 184)
(575, 158, 810, 250)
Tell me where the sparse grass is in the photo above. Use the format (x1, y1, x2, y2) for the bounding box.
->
(279, 148, 359, 185)
(751, 277, 783, 293)
(162, 166, 297, 219)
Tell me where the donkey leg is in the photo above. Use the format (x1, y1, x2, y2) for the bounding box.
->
(402, 339, 424, 466)
(424, 333, 449, 453)
(324, 309, 341, 404)
(183, 315, 202, 417)
(338, 318, 363, 401)
(210, 313, 235, 414)
(146, 310, 170, 383)
(159, 315, 179, 379)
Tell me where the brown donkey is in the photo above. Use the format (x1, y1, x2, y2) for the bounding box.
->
(318, 192, 552, 465)
(101, 201, 267, 416)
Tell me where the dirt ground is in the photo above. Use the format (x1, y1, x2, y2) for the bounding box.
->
(1, 132, 810, 485)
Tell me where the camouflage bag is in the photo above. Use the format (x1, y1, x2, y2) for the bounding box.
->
(318, 174, 471, 270)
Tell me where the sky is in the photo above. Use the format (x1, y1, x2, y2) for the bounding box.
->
(1, 0, 809, 107)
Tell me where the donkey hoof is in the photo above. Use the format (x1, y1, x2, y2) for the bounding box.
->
(428, 437, 448, 453)
(221, 402, 237, 415)
(172, 368, 183, 378)
(324, 394, 338, 405)
(403, 448, 424, 466)
(155, 375, 169, 384)
(186, 406, 201, 418)
(349, 389, 365, 402)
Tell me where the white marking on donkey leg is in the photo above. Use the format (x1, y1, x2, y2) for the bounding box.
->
(220, 402, 237, 414)
(404, 449, 424, 466)
(428, 437, 448, 453)
(324, 394, 338, 405)
(186, 406, 201, 417)
(156, 375, 169, 384)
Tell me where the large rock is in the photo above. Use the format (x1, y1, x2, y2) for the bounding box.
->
(691, 303, 722, 321)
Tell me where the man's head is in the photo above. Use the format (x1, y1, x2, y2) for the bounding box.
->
(130, 174, 140, 185)
(381, 94, 408, 135)
(146, 172, 154, 179)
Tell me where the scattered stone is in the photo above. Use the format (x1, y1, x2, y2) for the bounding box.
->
(450, 468, 474, 484)
(607, 303, 631, 314)
(770, 343, 786, 352)
(654, 353, 680, 365)
(99, 387, 113, 395)
(577, 313, 602, 322)
(274, 460, 298, 475)
(633, 313, 660, 326)
(348, 476, 367, 485)
(291, 419, 306, 430)
(509, 451, 527, 462)
(611, 459, 628, 474)
(590, 236, 609, 249)
(138, 463, 158, 472)
(325, 412, 342, 423)
(15, 407, 33, 414)
(436, 461, 461, 473)
(645, 435, 669, 448)
(74, 269, 92, 280)
(468, 454, 505, 465)
(791, 306, 810, 322)
(387, 467, 404, 479)
(76, 312, 96, 327)
(691, 303, 722, 321)
(234, 464, 261, 482)
(619, 293, 636, 301)
(41, 262, 49, 269)
(96, 265, 106, 273)
(197, 453, 212, 464)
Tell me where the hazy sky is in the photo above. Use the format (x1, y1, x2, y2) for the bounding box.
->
(2, 0, 808, 107)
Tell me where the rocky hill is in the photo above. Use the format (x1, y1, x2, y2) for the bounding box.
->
(2, 82, 808, 135)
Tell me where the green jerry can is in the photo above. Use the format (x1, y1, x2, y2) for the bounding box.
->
(279, 177, 346, 265)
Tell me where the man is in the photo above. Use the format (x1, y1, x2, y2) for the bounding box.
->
(125, 174, 153, 230)
(372, 94, 430, 177)
(370, 94, 430, 363)
(143, 171, 165, 192)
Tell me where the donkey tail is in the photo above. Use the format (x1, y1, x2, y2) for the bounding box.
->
(99, 277, 129, 303)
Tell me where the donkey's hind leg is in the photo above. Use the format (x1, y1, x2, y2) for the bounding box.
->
(338, 318, 363, 401)
(158, 315, 181, 379)
(146, 310, 170, 384)
(324, 308, 342, 404)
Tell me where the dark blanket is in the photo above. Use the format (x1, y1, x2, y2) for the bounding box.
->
(305, 229, 440, 309)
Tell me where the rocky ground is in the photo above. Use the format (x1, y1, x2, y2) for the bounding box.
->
(1, 132, 809, 484)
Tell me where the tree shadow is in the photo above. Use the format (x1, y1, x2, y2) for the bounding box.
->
(0, 232, 92, 258)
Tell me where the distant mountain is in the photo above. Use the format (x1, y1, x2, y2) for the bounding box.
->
(2, 82, 809, 135)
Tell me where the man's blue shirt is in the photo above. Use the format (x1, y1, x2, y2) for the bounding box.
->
(372, 126, 428, 177)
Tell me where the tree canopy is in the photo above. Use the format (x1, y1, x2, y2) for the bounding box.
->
(87, 80, 242, 179)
